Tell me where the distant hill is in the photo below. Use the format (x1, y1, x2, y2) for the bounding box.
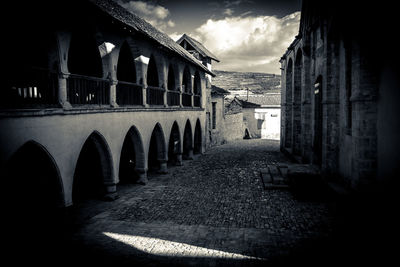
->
(212, 70, 281, 94)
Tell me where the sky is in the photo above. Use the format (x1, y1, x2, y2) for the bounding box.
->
(115, 0, 302, 74)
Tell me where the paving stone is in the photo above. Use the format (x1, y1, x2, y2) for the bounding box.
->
(63, 139, 333, 266)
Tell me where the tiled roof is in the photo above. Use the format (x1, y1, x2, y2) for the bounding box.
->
(89, 0, 215, 76)
(211, 85, 230, 96)
(237, 94, 281, 107)
(176, 34, 220, 62)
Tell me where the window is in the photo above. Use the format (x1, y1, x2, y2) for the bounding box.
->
(212, 102, 217, 129)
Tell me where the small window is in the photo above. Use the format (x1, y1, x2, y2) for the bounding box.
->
(271, 114, 278, 117)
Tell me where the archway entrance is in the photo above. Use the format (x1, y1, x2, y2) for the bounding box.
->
(73, 132, 113, 203)
(168, 122, 181, 165)
(148, 123, 167, 174)
(119, 126, 145, 184)
(4, 141, 65, 253)
(285, 59, 293, 148)
(194, 119, 202, 154)
(313, 76, 323, 165)
(183, 120, 193, 159)
(293, 50, 303, 155)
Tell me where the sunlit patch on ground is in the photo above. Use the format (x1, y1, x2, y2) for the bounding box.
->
(103, 232, 264, 260)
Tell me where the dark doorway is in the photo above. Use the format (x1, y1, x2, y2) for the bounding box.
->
(285, 59, 293, 148)
(117, 42, 136, 83)
(183, 120, 193, 159)
(4, 141, 65, 255)
(168, 122, 181, 165)
(68, 31, 103, 78)
(194, 119, 202, 154)
(244, 128, 251, 139)
(147, 55, 159, 87)
(148, 124, 166, 173)
(73, 132, 112, 203)
(313, 76, 323, 165)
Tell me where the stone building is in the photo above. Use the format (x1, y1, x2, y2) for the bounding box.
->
(207, 85, 230, 146)
(0, 0, 213, 234)
(280, 0, 400, 191)
(238, 94, 281, 140)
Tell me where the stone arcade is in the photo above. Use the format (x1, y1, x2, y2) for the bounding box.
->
(0, 0, 213, 220)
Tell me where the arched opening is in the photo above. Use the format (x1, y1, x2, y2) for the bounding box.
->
(147, 55, 159, 87)
(244, 128, 251, 139)
(73, 132, 113, 204)
(168, 121, 181, 165)
(116, 42, 141, 105)
(182, 66, 191, 93)
(168, 65, 176, 91)
(68, 31, 103, 78)
(193, 71, 201, 95)
(182, 66, 192, 107)
(293, 50, 303, 155)
(4, 29, 59, 108)
(119, 126, 145, 184)
(167, 65, 180, 106)
(285, 59, 293, 148)
(148, 123, 167, 174)
(314, 76, 323, 166)
(194, 119, 202, 154)
(4, 141, 65, 247)
(193, 71, 201, 107)
(117, 42, 136, 83)
(183, 120, 193, 159)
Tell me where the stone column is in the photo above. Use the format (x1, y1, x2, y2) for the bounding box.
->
(56, 31, 72, 109)
(157, 159, 168, 174)
(175, 153, 183, 166)
(135, 55, 149, 107)
(136, 168, 148, 185)
(103, 182, 119, 201)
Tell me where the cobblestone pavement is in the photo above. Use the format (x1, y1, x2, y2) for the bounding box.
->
(63, 139, 335, 266)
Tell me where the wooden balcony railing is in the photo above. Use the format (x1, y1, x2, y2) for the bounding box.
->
(117, 81, 143, 105)
(67, 74, 110, 105)
(182, 92, 192, 107)
(194, 95, 201, 107)
(147, 86, 164, 106)
(2, 68, 58, 108)
(167, 91, 180, 106)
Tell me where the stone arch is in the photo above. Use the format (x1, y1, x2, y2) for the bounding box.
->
(4, 29, 59, 108)
(67, 29, 103, 78)
(119, 126, 146, 184)
(183, 119, 193, 159)
(293, 49, 303, 155)
(193, 71, 201, 95)
(285, 58, 293, 148)
(4, 140, 65, 243)
(148, 123, 168, 174)
(168, 121, 182, 165)
(72, 131, 114, 203)
(117, 41, 137, 83)
(147, 54, 159, 87)
(194, 119, 202, 154)
(167, 64, 177, 91)
(182, 66, 192, 93)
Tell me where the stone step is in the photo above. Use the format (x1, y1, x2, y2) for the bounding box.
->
(260, 167, 289, 190)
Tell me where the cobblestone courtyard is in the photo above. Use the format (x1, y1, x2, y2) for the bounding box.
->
(52, 139, 337, 266)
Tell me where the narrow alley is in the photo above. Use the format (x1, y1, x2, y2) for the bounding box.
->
(58, 139, 334, 266)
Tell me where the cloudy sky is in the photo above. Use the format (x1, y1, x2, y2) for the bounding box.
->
(115, 0, 301, 74)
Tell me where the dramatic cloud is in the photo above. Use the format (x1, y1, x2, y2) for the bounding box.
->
(116, 0, 175, 32)
(175, 12, 300, 74)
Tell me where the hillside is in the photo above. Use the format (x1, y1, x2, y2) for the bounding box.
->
(212, 70, 281, 94)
